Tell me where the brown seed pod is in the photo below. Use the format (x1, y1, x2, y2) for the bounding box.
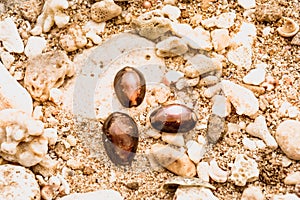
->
(114, 66, 146, 108)
(149, 104, 198, 133)
(102, 112, 139, 165)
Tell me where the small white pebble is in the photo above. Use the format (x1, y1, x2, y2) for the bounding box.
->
(66, 135, 77, 147)
(49, 88, 63, 105)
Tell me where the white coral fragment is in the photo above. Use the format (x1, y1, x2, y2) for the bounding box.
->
(30, 0, 69, 35)
(230, 154, 259, 186)
(0, 18, 24, 53)
(246, 115, 278, 149)
(0, 109, 53, 167)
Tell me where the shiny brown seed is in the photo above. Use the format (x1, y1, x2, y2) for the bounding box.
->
(149, 104, 198, 133)
(102, 112, 139, 165)
(114, 66, 146, 108)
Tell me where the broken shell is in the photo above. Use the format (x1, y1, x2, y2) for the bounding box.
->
(277, 17, 299, 37)
(114, 66, 146, 108)
(150, 104, 198, 133)
(102, 112, 139, 165)
(163, 177, 216, 192)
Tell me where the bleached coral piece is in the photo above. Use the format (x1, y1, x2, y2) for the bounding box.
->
(230, 154, 259, 186)
(0, 18, 24, 53)
(246, 115, 278, 149)
(24, 51, 75, 102)
(0, 109, 51, 167)
(30, 0, 69, 35)
(59, 25, 87, 52)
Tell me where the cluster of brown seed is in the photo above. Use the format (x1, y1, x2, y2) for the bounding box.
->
(102, 66, 198, 165)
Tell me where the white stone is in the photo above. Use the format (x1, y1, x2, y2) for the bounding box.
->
(33, 106, 43, 120)
(161, 133, 185, 146)
(278, 101, 299, 118)
(208, 159, 228, 183)
(243, 67, 266, 85)
(31, 0, 69, 35)
(246, 115, 278, 149)
(0, 18, 24, 53)
(197, 162, 210, 182)
(284, 171, 300, 185)
(86, 31, 102, 44)
(221, 80, 259, 116)
(276, 120, 300, 160)
(156, 36, 188, 57)
(272, 194, 300, 200)
(0, 63, 33, 114)
(238, 0, 256, 9)
(0, 164, 40, 200)
(230, 154, 259, 186)
(83, 21, 106, 34)
(175, 187, 219, 200)
(171, 23, 193, 37)
(227, 45, 252, 70)
(59, 190, 123, 200)
(216, 12, 236, 29)
(49, 88, 63, 105)
(204, 83, 222, 98)
(0, 51, 15, 69)
(186, 140, 206, 164)
(163, 70, 184, 86)
(262, 26, 272, 37)
(25, 36, 47, 58)
(211, 29, 230, 51)
(43, 128, 58, 146)
(230, 22, 257, 47)
(242, 137, 257, 151)
(241, 186, 264, 200)
(212, 95, 231, 117)
(183, 27, 212, 50)
(161, 5, 181, 20)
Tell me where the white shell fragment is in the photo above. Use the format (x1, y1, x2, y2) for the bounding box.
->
(197, 162, 210, 182)
(0, 109, 52, 167)
(161, 5, 181, 21)
(0, 18, 24, 53)
(211, 29, 230, 51)
(277, 17, 300, 37)
(246, 115, 278, 149)
(229, 154, 259, 186)
(0, 164, 40, 200)
(227, 45, 252, 70)
(163, 177, 215, 192)
(0, 63, 33, 114)
(221, 80, 259, 116)
(31, 0, 69, 35)
(276, 120, 300, 160)
(208, 159, 228, 183)
(24, 36, 47, 58)
(186, 140, 206, 164)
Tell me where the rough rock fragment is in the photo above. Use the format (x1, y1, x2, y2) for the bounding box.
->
(91, 0, 122, 23)
(131, 10, 172, 40)
(0, 164, 40, 200)
(151, 144, 196, 177)
(59, 190, 123, 200)
(0, 63, 33, 114)
(206, 114, 225, 144)
(31, 0, 69, 35)
(24, 51, 75, 102)
(229, 154, 259, 186)
(276, 120, 300, 160)
(0, 109, 50, 167)
(255, 3, 282, 23)
(25, 36, 47, 57)
(241, 186, 264, 200)
(156, 37, 188, 57)
(221, 80, 259, 116)
(246, 115, 278, 149)
(227, 45, 252, 70)
(0, 18, 24, 53)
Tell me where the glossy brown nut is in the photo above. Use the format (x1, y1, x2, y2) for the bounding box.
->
(102, 112, 139, 165)
(114, 66, 146, 108)
(149, 104, 198, 133)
